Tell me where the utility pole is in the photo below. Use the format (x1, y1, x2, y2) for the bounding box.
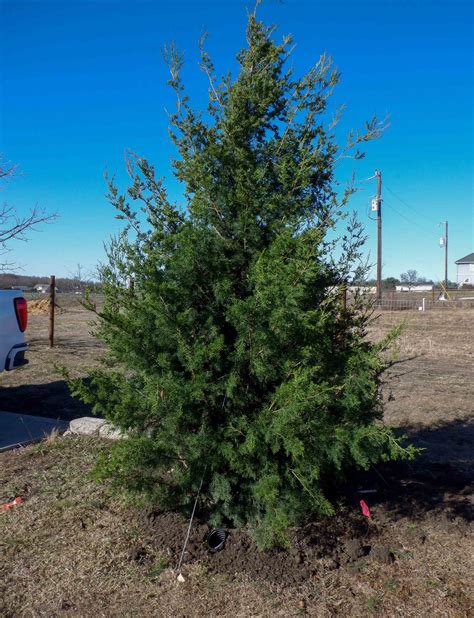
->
(375, 170, 382, 302)
(444, 220, 448, 292)
(49, 275, 55, 349)
(439, 220, 448, 291)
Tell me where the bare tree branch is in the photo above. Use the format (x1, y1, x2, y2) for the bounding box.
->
(0, 159, 18, 181)
(0, 156, 57, 270)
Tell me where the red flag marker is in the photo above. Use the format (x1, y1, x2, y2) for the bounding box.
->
(359, 499, 371, 519)
(1, 496, 23, 511)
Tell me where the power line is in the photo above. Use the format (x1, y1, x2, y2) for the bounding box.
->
(377, 196, 449, 286)
(383, 198, 436, 235)
(358, 174, 378, 185)
(364, 175, 449, 287)
(384, 199, 419, 228)
(384, 184, 439, 225)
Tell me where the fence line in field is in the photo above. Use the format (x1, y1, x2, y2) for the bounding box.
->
(352, 297, 474, 311)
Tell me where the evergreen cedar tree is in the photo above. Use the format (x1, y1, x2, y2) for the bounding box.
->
(70, 11, 417, 547)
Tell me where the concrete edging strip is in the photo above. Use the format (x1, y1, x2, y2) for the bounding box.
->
(68, 417, 123, 440)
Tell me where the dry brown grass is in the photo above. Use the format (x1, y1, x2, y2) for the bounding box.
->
(1, 437, 472, 617)
(368, 310, 474, 470)
(0, 299, 104, 419)
(0, 304, 473, 616)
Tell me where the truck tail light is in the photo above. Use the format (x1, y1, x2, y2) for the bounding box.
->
(14, 297, 28, 332)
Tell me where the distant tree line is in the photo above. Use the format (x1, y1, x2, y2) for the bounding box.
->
(361, 270, 458, 290)
(0, 272, 102, 292)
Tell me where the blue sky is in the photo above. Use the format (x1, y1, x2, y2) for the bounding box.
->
(0, 0, 472, 281)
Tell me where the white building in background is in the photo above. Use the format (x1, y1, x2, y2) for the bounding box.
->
(33, 284, 59, 294)
(395, 284, 433, 292)
(348, 286, 377, 294)
(33, 284, 50, 293)
(455, 253, 474, 287)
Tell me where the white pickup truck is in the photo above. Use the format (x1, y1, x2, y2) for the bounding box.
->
(0, 291, 28, 372)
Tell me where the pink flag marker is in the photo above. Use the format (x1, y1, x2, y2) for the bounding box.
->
(359, 499, 371, 519)
(1, 496, 23, 511)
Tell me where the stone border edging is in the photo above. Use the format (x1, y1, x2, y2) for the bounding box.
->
(66, 417, 123, 440)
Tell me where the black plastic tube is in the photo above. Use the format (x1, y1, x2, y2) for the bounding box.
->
(206, 528, 226, 552)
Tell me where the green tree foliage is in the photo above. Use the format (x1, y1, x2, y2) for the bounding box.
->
(70, 10, 417, 547)
(400, 270, 420, 286)
(383, 277, 400, 290)
(399, 270, 431, 288)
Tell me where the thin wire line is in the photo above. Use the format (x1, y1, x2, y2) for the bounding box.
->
(359, 174, 377, 183)
(176, 468, 206, 575)
(384, 184, 439, 225)
(383, 198, 430, 232)
(369, 197, 444, 282)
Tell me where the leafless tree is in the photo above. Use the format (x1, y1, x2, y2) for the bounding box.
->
(68, 262, 92, 289)
(0, 156, 57, 269)
(400, 269, 428, 290)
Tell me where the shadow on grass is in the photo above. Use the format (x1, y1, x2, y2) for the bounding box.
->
(0, 379, 96, 421)
(1, 380, 472, 522)
(347, 419, 473, 523)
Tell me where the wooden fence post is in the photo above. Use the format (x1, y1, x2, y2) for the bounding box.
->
(49, 275, 55, 348)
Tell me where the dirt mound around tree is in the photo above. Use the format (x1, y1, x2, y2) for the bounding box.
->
(28, 298, 64, 315)
(140, 507, 371, 585)
(136, 463, 472, 586)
